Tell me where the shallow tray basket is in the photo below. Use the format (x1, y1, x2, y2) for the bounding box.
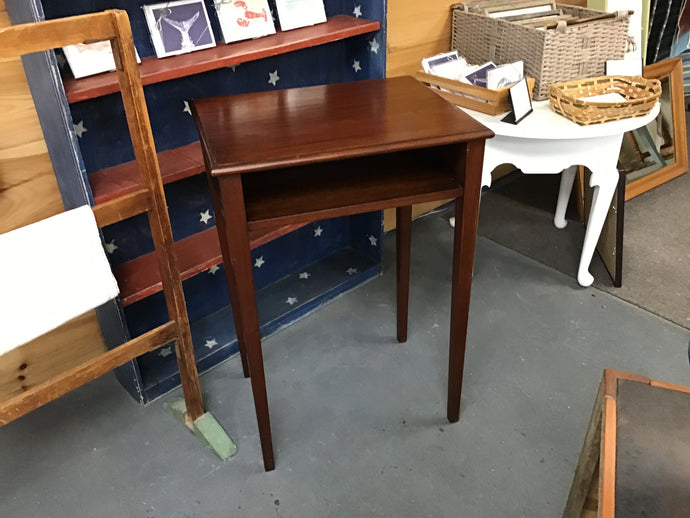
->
(548, 75, 661, 126)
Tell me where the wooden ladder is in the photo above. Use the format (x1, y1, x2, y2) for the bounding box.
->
(0, 10, 206, 431)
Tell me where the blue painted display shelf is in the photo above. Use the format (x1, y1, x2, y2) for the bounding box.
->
(9, 0, 387, 404)
(137, 246, 379, 401)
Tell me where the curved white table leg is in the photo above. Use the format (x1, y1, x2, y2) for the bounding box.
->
(554, 165, 577, 229)
(577, 169, 618, 287)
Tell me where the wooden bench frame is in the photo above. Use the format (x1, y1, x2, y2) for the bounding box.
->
(563, 369, 690, 517)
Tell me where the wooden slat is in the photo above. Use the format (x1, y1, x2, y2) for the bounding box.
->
(114, 222, 308, 306)
(0, 321, 177, 425)
(248, 222, 308, 249)
(89, 141, 205, 204)
(0, 11, 116, 58)
(603, 369, 649, 398)
(0, 312, 105, 401)
(650, 379, 690, 395)
(92, 189, 151, 227)
(0, 1, 106, 401)
(600, 396, 617, 517)
(110, 9, 204, 420)
(64, 16, 380, 103)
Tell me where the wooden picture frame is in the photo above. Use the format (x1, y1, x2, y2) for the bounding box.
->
(621, 57, 688, 200)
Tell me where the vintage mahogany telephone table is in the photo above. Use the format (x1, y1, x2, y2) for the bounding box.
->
(191, 76, 493, 471)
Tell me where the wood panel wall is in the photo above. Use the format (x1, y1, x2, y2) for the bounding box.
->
(384, 0, 457, 229)
(0, 1, 106, 402)
(386, 0, 455, 78)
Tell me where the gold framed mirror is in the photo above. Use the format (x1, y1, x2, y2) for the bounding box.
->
(619, 57, 688, 200)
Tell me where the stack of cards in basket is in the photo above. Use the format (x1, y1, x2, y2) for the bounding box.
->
(421, 51, 523, 90)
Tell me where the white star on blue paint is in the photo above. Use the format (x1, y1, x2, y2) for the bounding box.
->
(208, 265, 220, 275)
(268, 70, 280, 86)
(368, 235, 377, 246)
(314, 226, 323, 237)
(73, 120, 87, 138)
(369, 38, 380, 54)
(298, 272, 311, 279)
(200, 209, 212, 224)
(254, 256, 265, 268)
(346, 267, 358, 275)
(353, 5, 362, 17)
(353, 60, 361, 72)
(105, 240, 118, 254)
(204, 338, 218, 349)
(158, 346, 173, 357)
(183, 101, 192, 115)
(286, 296, 298, 305)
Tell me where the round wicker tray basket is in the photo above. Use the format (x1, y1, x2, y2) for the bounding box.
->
(548, 75, 661, 126)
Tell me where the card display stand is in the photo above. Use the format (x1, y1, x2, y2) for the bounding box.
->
(7, 0, 385, 404)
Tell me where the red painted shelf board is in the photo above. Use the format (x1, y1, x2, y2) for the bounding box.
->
(64, 16, 380, 103)
(89, 141, 204, 204)
(114, 222, 307, 306)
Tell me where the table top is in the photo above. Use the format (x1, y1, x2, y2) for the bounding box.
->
(460, 101, 660, 141)
(191, 76, 494, 176)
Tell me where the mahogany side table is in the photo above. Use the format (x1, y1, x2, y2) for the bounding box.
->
(191, 76, 493, 471)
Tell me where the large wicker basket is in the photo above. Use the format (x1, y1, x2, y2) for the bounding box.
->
(451, 2, 631, 100)
(548, 75, 661, 125)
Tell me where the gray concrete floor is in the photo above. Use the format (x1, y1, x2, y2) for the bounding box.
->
(2, 211, 689, 518)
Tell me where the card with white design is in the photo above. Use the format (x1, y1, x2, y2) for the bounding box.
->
(274, 0, 327, 31)
(63, 41, 140, 79)
(143, 0, 216, 58)
(216, 0, 276, 43)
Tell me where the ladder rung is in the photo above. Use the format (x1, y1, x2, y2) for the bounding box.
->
(93, 189, 152, 227)
(0, 321, 178, 425)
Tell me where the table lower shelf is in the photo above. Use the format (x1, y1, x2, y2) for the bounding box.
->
(242, 146, 463, 231)
(133, 247, 380, 402)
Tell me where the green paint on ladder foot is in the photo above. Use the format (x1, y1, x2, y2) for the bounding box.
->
(193, 412, 238, 460)
(164, 398, 238, 461)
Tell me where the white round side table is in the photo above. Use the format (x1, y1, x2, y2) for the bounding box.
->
(456, 100, 660, 287)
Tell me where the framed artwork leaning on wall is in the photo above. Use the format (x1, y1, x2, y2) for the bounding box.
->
(618, 57, 688, 200)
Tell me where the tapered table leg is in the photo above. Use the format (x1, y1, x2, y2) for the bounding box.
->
(396, 206, 412, 343)
(447, 140, 485, 423)
(217, 175, 274, 471)
(206, 175, 250, 379)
